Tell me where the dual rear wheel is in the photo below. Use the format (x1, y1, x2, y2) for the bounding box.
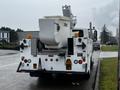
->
(85, 57, 93, 80)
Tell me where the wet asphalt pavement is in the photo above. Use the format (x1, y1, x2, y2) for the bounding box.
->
(0, 50, 100, 90)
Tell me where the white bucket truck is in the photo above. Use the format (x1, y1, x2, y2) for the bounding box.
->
(17, 5, 95, 79)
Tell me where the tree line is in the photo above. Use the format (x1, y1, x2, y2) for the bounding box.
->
(0, 25, 117, 45)
(0, 27, 23, 43)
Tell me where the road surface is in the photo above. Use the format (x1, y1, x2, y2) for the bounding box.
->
(0, 50, 99, 90)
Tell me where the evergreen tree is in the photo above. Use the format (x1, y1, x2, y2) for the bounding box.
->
(16, 28, 23, 32)
(100, 25, 110, 44)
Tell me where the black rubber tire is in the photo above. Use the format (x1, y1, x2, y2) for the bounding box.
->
(90, 57, 94, 70)
(85, 71, 90, 80)
(29, 72, 36, 77)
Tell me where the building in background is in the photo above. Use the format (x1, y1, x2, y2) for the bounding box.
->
(0, 30, 10, 42)
(17, 31, 39, 41)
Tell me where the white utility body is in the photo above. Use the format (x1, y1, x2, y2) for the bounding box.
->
(17, 5, 94, 79)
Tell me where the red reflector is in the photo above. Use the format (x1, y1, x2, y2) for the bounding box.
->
(79, 60, 83, 64)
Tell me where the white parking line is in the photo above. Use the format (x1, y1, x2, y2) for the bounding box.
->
(0, 63, 18, 69)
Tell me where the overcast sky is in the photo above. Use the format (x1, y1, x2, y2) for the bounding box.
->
(0, 0, 118, 35)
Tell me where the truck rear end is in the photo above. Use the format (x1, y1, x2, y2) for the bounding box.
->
(17, 28, 93, 80)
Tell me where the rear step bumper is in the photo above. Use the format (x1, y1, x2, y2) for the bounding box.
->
(29, 70, 88, 78)
(19, 70, 87, 74)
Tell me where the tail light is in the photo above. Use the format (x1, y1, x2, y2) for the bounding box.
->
(21, 56, 25, 61)
(79, 60, 83, 64)
(24, 59, 28, 63)
(83, 57, 86, 62)
(28, 59, 31, 63)
(74, 60, 78, 64)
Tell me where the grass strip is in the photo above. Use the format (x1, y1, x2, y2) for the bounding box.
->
(99, 58, 117, 90)
(101, 45, 118, 51)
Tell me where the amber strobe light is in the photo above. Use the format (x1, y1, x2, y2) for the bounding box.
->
(66, 59, 72, 70)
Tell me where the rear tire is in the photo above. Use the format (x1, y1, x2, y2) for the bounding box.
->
(30, 72, 36, 77)
(85, 71, 90, 80)
(90, 57, 94, 70)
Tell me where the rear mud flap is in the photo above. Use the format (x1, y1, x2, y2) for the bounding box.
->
(85, 64, 87, 73)
(16, 62, 22, 72)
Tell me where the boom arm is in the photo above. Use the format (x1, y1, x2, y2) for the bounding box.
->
(62, 5, 77, 29)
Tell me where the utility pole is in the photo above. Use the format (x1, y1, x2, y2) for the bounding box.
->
(89, 22, 93, 39)
(118, 9, 120, 90)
